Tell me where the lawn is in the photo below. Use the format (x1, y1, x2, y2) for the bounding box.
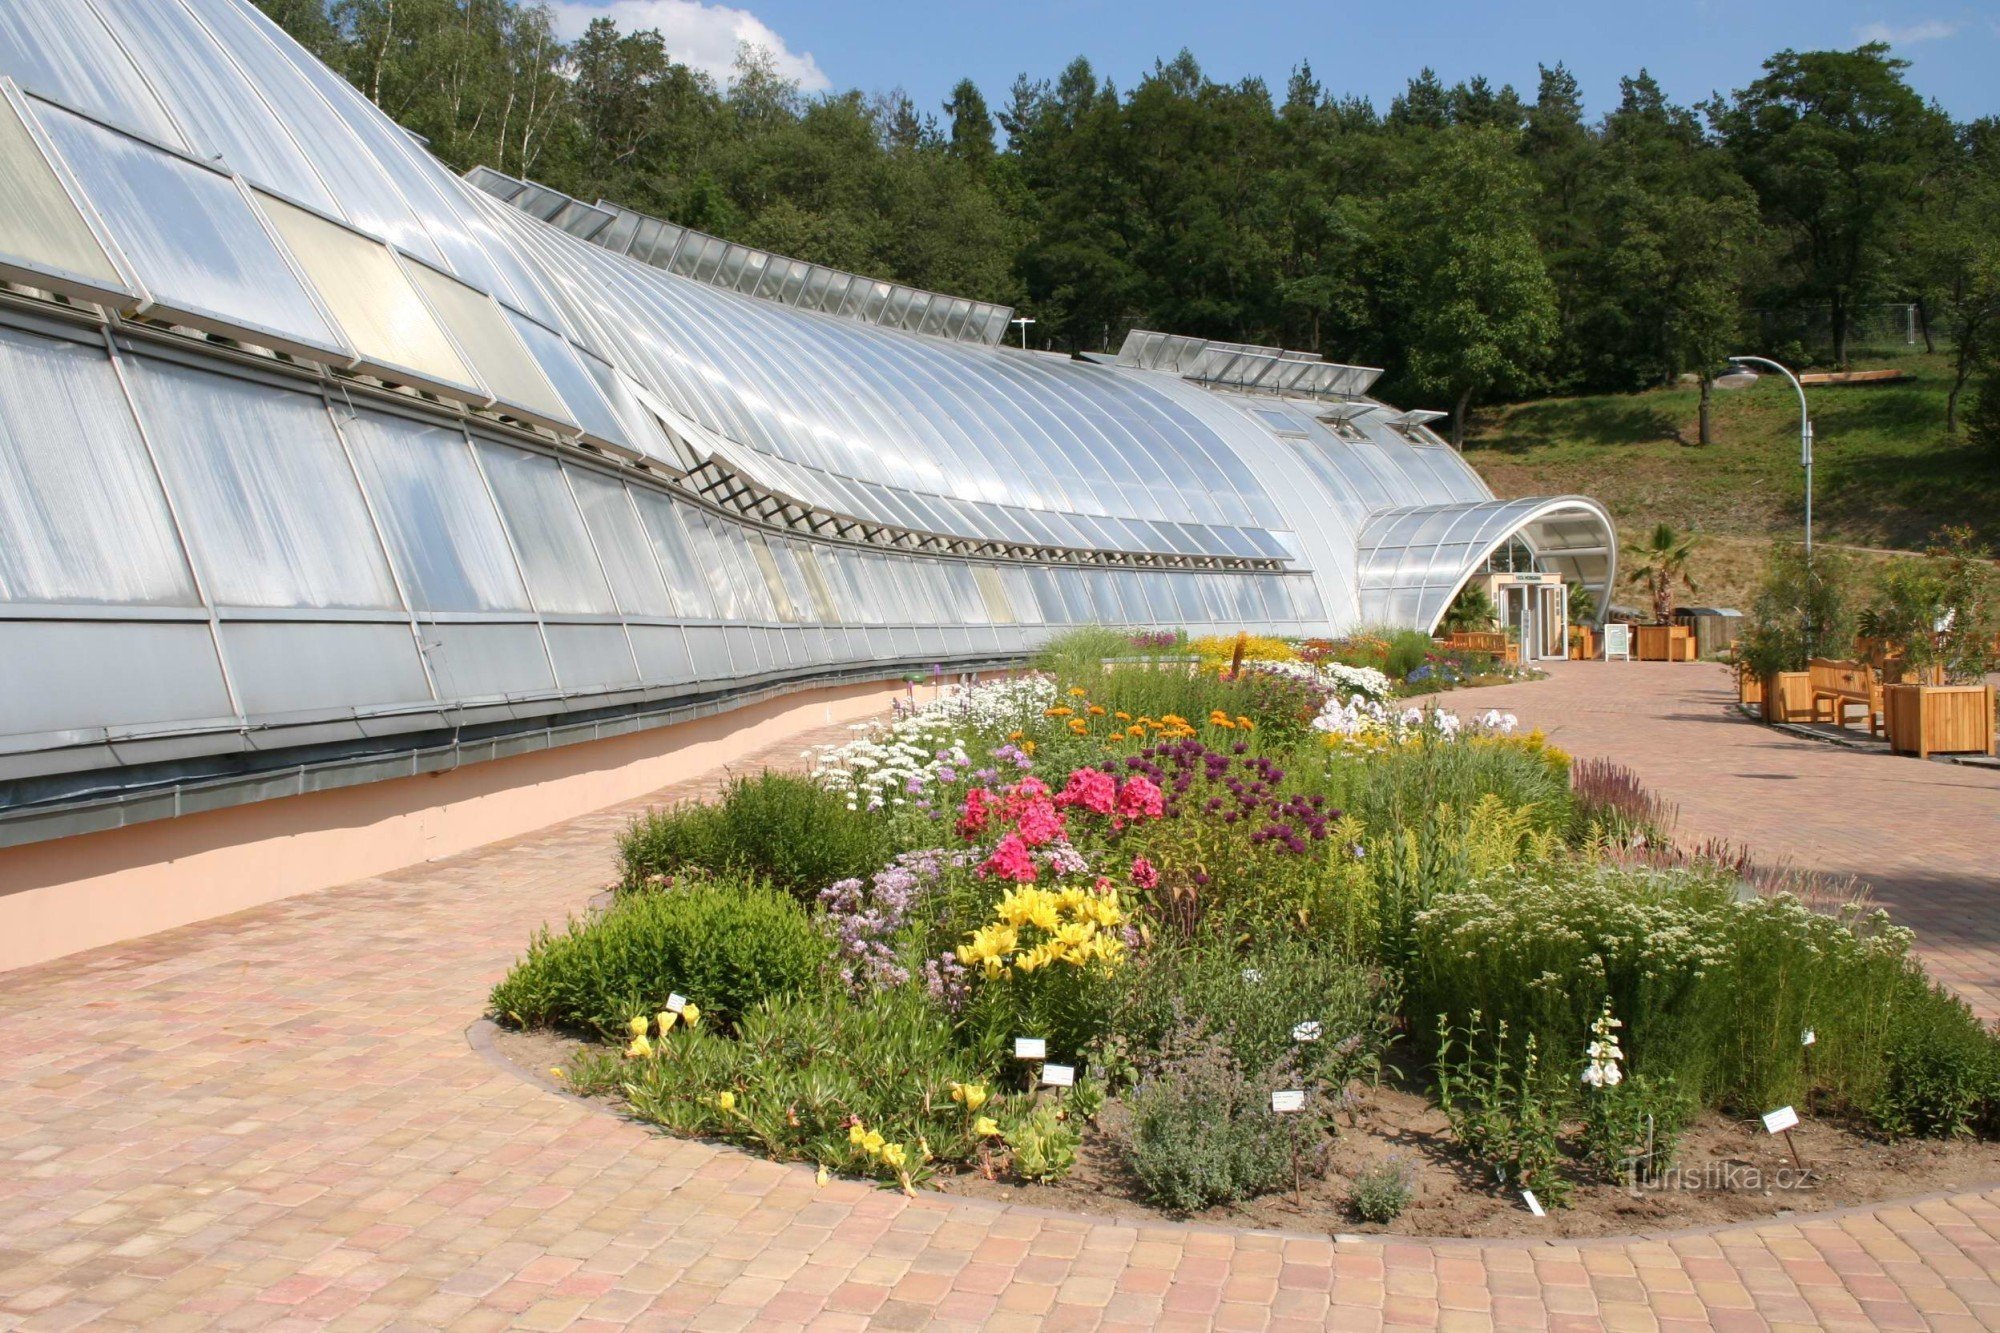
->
(1466, 352, 2000, 609)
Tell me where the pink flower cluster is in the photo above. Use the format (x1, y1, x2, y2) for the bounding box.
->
(965, 768, 1168, 884)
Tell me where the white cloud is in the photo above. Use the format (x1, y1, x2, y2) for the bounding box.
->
(1853, 17, 1958, 44)
(549, 1, 829, 91)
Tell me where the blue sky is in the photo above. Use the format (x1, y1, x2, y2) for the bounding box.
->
(551, 1, 1996, 124)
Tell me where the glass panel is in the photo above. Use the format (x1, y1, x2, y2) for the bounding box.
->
(631, 491, 713, 617)
(0, 327, 194, 606)
(744, 534, 798, 622)
(405, 262, 570, 426)
(504, 312, 629, 446)
(257, 191, 477, 391)
(0, 92, 127, 300)
(566, 467, 674, 617)
(89, 0, 336, 212)
(340, 408, 528, 613)
(678, 509, 744, 618)
(0, 4, 181, 146)
(39, 105, 344, 356)
(473, 441, 617, 614)
(127, 357, 398, 609)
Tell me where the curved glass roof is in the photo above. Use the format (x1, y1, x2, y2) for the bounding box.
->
(1356, 498, 1617, 632)
(0, 0, 1614, 823)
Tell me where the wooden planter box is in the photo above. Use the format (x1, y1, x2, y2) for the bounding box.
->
(1737, 669, 1764, 707)
(1635, 623, 1694, 662)
(1761, 671, 1813, 723)
(1569, 626, 1597, 659)
(1884, 684, 1997, 758)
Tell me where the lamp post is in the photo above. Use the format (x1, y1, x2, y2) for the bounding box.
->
(1010, 315, 1035, 350)
(1712, 354, 1812, 560)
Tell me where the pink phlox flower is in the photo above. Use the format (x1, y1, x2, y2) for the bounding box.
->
(1054, 767, 1118, 816)
(1129, 855, 1160, 890)
(1013, 797, 1066, 847)
(981, 833, 1038, 883)
(1116, 775, 1165, 821)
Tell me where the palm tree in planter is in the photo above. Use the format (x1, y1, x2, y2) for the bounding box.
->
(1441, 583, 1498, 634)
(1625, 523, 1700, 623)
(1866, 528, 1999, 757)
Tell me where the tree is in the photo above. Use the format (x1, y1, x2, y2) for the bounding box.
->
(1710, 44, 1952, 366)
(1905, 119, 2000, 433)
(1624, 523, 1700, 622)
(944, 78, 996, 166)
(1587, 78, 1759, 441)
(1393, 128, 1558, 445)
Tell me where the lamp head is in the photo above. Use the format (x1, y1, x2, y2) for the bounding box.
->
(1711, 360, 1760, 390)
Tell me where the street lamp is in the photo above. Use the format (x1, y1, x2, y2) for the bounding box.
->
(1010, 315, 1035, 350)
(1711, 354, 1813, 560)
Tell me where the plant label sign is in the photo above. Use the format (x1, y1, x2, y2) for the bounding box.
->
(1801, 1029, 1816, 1047)
(1522, 1190, 1546, 1217)
(665, 993, 687, 1013)
(1763, 1105, 1800, 1134)
(1041, 1063, 1076, 1087)
(1013, 1037, 1046, 1060)
(1270, 1089, 1306, 1113)
(1291, 1020, 1322, 1043)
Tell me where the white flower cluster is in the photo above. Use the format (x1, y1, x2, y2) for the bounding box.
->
(1581, 999, 1625, 1088)
(1309, 696, 1519, 746)
(808, 675, 1056, 811)
(1246, 658, 1394, 703)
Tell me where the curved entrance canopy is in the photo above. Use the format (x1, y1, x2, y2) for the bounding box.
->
(1355, 497, 1617, 633)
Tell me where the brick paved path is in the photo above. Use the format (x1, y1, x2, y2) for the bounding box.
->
(4, 676, 2000, 1330)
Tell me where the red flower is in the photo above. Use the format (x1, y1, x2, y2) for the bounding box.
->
(1014, 797, 1067, 847)
(956, 787, 992, 839)
(1054, 767, 1117, 816)
(981, 833, 1037, 883)
(1116, 775, 1165, 821)
(1129, 855, 1160, 890)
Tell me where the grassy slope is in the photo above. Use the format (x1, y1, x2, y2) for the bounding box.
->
(1463, 351, 2000, 610)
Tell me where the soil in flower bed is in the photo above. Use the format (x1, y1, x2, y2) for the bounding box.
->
(490, 1027, 2000, 1240)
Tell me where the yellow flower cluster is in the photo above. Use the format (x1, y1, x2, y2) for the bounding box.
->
(957, 885, 1127, 977)
(1189, 633, 1298, 666)
(847, 1120, 910, 1171)
(623, 1004, 700, 1057)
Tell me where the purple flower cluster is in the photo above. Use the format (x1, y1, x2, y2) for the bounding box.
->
(1120, 739, 1337, 855)
(816, 849, 960, 993)
(991, 743, 1035, 772)
(921, 952, 970, 1011)
(1128, 630, 1178, 651)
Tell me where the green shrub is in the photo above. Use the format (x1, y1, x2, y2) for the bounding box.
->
(1123, 1018, 1309, 1213)
(1873, 981, 2000, 1139)
(1410, 858, 1946, 1118)
(1117, 935, 1396, 1096)
(1352, 734, 1573, 842)
(1433, 1015, 1571, 1205)
(1032, 625, 1141, 680)
(1004, 1102, 1081, 1182)
(1381, 629, 1436, 680)
(1348, 1156, 1418, 1223)
(619, 771, 888, 902)
(491, 874, 829, 1035)
(620, 983, 1007, 1183)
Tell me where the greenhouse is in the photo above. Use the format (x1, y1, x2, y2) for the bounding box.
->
(0, 0, 1612, 836)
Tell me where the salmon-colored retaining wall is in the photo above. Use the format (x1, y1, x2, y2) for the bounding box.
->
(0, 678, 916, 973)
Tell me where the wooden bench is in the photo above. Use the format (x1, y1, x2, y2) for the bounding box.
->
(1808, 657, 1883, 736)
(1437, 631, 1518, 665)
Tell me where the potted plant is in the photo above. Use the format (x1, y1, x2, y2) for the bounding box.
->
(1740, 541, 1859, 723)
(1869, 528, 1999, 758)
(1624, 524, 1698, 661)
(1566, 582, 1598, 659)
